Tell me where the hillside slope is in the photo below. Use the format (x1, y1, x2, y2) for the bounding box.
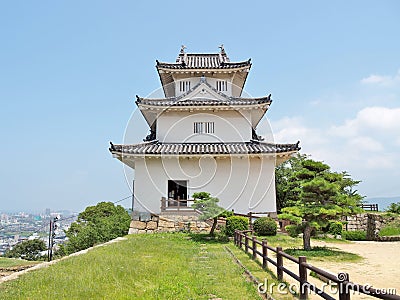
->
(0, 234, 261, 299)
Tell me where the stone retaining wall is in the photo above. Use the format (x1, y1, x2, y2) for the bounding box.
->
(345, 213, 400, 241)
(128, 214, 211, 234)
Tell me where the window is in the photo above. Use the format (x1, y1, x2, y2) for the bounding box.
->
(194, 122, 214, 134)
(216, 80, 228, 92)
(179, 81, 191, 92)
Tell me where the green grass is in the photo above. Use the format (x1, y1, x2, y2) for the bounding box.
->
(0, 258, 39, 268)
(379, 226, 400, 236)
(0, 233, 262, 299)
(256, 233, 302, 249)
(254, 233, 361, 262)
(284, 247, 362, 262)
(379, 219, 400, 236)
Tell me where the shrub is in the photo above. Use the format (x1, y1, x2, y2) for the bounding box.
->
(285, 224, 301, 238)
(253, 217, 277, 236)
(342, 230, 367, 241)
(328, 221, 343, 235)
(386, 202, 400, 214)
(5, 239, 46, 261)
(225, 216, 249, 236)
(219, 210, 234, 218)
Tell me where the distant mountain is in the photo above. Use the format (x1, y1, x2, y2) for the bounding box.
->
(364, 197, 399, 211)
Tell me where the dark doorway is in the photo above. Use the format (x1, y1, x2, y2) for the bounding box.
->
(167, 180, 188, 206)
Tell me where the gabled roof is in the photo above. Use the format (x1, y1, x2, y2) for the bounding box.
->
(156, 45, 251, 70)
(156, 56, 251, 70)
(136, 78, 272, 128)
(109, 140, 300, 157)
(156, 46, 251, 97)
(136, 77, 271, 107)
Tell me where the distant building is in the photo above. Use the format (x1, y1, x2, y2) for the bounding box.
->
(110, 46, 300, 214)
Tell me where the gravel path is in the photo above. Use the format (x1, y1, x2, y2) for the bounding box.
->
(312, 240, 400, 294)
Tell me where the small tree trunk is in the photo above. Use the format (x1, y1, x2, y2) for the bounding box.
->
(210, 217, 217, 236)
(303, 224, 312, 250)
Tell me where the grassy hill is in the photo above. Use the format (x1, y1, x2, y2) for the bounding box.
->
(0, 234, 270, 299)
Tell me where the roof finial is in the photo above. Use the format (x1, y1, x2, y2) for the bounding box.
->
(180, 45, 186, 54)
(219, 44, 226, 55)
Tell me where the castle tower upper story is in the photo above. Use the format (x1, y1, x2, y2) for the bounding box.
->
(156, 45, 252, 98)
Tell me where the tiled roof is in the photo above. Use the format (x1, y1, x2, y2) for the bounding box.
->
(156, 56, 251, 70)
(136, 96, 271, 107)
(136, 78, 272, 107)
(156, 47, 251, 70)
(109, 141, 300, 156)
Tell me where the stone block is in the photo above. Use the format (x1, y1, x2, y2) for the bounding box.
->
(131, 220, 146, 230)
(146, 221, 158, 230)
(138, 230, 147, 234)
(128, 228, 139, 234)
(159, 220, 175, 228)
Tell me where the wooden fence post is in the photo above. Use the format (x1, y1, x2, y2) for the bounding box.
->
(262, 240, 268, 269)
(244, 232, 249, 253)
(299, 256, 308, 300)
(239, 232, 242, 249)
(276, 246, 283, 281)
(338, 273, 350, 300)
(248, 212, 253, 231)
(252, 236, 257, 260)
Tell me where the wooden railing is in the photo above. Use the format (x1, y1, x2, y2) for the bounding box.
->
(234, 230, 399, 300)
(160, 197, 195, 212)
(360, 203, 379, 211)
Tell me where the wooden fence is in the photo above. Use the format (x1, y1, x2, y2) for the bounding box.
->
(360, 203, 379, 211)
(234, 230, 399, 300)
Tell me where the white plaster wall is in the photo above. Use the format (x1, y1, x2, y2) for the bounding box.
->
(133, 155, 276, 214)
(173, 75, 233, 97)
(157, 110, 252, 143)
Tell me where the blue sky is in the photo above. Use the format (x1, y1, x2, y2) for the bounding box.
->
(1, 1, 399, 212)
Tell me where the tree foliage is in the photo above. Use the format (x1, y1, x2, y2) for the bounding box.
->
(386, 202, 400, 214)
(192, 192, 225, 236)
(278, 157, 363, 250)
(275, 153, 308, 211)
(5, 239, 46, 261)
(64, 202, 131, 254)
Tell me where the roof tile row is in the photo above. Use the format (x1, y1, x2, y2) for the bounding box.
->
(109, 141, 300, 156)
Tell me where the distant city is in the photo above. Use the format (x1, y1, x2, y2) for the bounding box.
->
(0, 209, 78, 255)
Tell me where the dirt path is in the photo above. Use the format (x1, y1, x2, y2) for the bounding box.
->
(259, 240, 399, 299)
(311, 240, 400, 295)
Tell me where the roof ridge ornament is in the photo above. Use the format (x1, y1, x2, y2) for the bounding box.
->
(176, 45, 187, 63)
(219, 44, 229, 63)
(180, 45, 186, 54)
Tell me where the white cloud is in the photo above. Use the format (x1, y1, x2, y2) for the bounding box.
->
(347, 136, 383, 152)
(270, 106, 400, 175)
(330, 106, 400, 137)
(360, 69, 400, 87)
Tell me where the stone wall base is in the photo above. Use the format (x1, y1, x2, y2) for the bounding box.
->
(128, 214, 211, 234)
(344, 213, 400, 241)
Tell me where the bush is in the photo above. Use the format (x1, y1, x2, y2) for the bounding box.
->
(285, 224, 301, 238)
(219, 210, 234, 218)
(386, 202, 400, 214)
(342, 230, 367, 241)
(253, 217, 277, 236)
(5, 239, 46, 261)
(225, 216, 249, 236)
(328, 221, 343, 235)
